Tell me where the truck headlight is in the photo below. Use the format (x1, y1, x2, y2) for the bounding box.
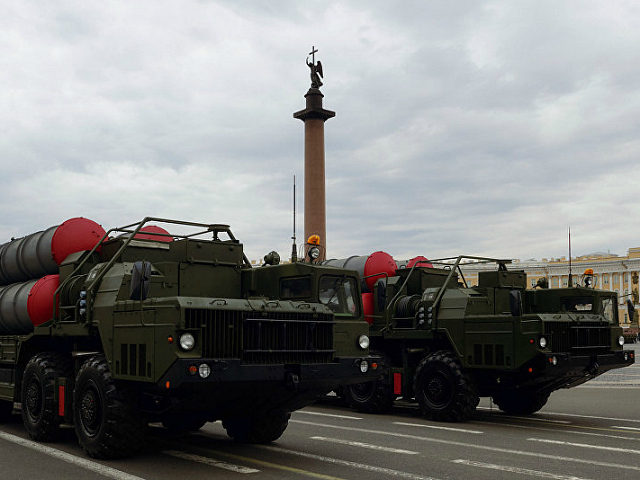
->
(179, 333, 196, 351)
(358, 335, 370, 349)
(539, 336, 547, 349)
(618, 335, 625, 346)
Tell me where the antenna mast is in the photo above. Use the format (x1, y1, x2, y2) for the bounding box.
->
(568, 227, 572, 287)
(291, 175, 297, 262)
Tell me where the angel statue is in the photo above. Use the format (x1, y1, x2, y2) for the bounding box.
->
(307, 46, 323, 88)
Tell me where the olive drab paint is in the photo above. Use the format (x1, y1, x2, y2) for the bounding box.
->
(330, 253, 635, 421)
(0, 217, 378, 459)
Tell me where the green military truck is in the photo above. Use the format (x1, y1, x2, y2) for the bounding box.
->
(326, 253, 635, 421)
(0, 217, 377, 458)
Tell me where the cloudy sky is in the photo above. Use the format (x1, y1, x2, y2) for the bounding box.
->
(2, 1, 639, 262)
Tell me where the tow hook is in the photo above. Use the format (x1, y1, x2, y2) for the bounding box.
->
(286, 372, 300, 391)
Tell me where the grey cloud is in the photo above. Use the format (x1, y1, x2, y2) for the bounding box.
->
(1, 1, 639, 265)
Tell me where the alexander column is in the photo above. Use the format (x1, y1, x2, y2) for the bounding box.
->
(293, 46, 335, 261)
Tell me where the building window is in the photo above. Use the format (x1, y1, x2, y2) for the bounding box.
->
(562, 277, 568, 287)
(625, 273, 630, 284)
(551, 277, 559, 288)
(603, 274, 609, 285)
(613, 274, 619, 285)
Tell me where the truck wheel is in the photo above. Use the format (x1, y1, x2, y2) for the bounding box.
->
(223, 411, 290, 443)
(413, 351, 478, 422)
(343, 377, 394, 414)
(162, 413, 208, 433)
(21, 352, 72, 441)
(492, 389, 550, 415)
(73, 355, 144, 459)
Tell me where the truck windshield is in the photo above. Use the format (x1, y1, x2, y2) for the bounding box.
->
(561, 296, 594, 312)
(280, 276, 312, 299)
(319, 275, 359, 316)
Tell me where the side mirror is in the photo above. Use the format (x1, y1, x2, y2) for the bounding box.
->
(130, 261, 152, 301)
(509, 290, 522, 317)
(376, 279, 387, 311)
(627, 299, 635, 321)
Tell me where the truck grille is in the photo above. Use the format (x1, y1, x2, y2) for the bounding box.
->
(184, 309, 335, 364)
(543, 321, 611, 353)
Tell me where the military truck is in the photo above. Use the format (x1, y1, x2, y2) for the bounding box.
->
(0, 217, 377, 458)
(326, 253, 635, 421)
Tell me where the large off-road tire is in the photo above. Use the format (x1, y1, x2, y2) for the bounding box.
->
(343, 376, 395, 414)
(21, 352, 73, 441)
(223, 411, 291, 443)
(492, 389, 550, 415)
(413, 351, 479, 422)
(0, 400, 14, 422)
(162, 413, 208, 433)
(73, 355, 145, 459)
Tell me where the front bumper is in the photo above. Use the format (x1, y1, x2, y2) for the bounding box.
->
(508, 349, 635, 391)
(158, 356, 381, 391)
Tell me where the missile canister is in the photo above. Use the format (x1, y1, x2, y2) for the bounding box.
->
(0, 217, 105, 285)
(135, 225, 173, 242)
(324, 251, 397, 291)
(0, 274, 59, 334)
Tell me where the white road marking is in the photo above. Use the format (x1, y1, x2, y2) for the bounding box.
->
(296, 411, 363, 420)
(479, 407, 640, 424)
(0, 431, 146, 480)
(291, 420, 640, 472)
(528, 437, 640, 454)
(163, 450, 259, 473)
(477, 408, 570, 424)
(393, 421, 483, 434)
(475, 420, 640, 442)
(611, 426, 640, 432)
(452, 459, 592, 480)
(258, 444, 440, 480)
(310, 436, 418, 454)
(578, 384, 640, 388)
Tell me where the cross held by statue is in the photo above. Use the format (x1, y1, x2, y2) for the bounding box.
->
(309, 46, 318, 64)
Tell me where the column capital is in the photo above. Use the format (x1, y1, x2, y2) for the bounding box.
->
(293, 88, 335, 122)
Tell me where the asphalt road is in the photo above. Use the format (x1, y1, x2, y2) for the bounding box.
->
(2, 345, 639, 480)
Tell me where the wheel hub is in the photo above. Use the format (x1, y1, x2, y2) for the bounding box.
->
(425, 373, 452, 407)
(25, 381, 42, 420)
(80, 388, 100, 435)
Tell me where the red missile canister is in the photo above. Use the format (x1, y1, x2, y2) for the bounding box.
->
(0, 218, 106, 285)
(0, 275, 59, 334)
(134, 225, 173, 242)
(323, 251, 397, 292)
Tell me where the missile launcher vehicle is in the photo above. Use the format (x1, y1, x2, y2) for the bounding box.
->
(325, 253, 635, 421)
(0, 217, 377, 458)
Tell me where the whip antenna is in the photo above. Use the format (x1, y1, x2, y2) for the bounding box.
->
(568, 227, 572, 287)
(291, 175, 297, 262)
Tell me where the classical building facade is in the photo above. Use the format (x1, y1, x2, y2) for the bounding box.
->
(460, 248, 640, 325)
